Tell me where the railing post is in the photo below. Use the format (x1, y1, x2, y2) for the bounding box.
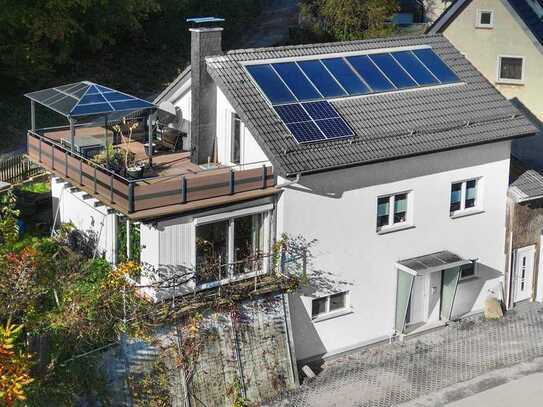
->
(261, 165, 267, 189)
(110, 174, 114, 204)
(128, 182, 135, 213)
(79, 159, 83, 186)
(38, 137, 42, 163)
(93, 166, 97, 194)
(64, 151, 68, 178)
(51, 144, 55, 170)
(181, 175, 187, 203)
(229, 169, 235, 195)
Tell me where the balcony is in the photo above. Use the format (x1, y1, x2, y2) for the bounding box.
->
(27, 128, 276, 220)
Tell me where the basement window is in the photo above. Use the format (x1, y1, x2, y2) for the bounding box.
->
(476, 10, 494, 28)
(311, 292, 350, 319)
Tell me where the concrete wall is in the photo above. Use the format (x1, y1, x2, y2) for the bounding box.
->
(51, 176, 117, 262)
(441, 0, 543, 120)
(278, 142, 511, 360)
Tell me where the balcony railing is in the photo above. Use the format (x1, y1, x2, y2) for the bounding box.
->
(27, 130, 276, 215)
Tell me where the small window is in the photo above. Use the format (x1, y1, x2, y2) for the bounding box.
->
(498, 56, 524, 83)
(376, 192, 410, 231)
(460, 261, 477, 280)
(231, 113, 241, 164)
(476, 10, 494, 28)
(311, 292, 349, 319)
(450, 178, 480, 216)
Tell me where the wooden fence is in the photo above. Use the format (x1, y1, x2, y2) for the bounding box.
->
(0, 153, 44, 184)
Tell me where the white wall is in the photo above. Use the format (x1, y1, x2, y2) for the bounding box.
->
(278, 142, 511, 360)
(216, 86, 270, 167)
(51, 176, 117, 262)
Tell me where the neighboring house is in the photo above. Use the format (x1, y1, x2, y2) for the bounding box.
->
(427, 0, 543, 311)
(25, 22, 537, 364)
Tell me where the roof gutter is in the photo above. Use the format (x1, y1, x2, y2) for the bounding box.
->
(276, 172, 301, 188)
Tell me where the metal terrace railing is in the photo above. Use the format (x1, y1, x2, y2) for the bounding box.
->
(27, 130, 276, 215)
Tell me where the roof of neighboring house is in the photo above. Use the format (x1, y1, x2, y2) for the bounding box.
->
(205, 34, 536, 176)
(427, 0, 543, 49)
(154, 66, 191, 104)
(510, 169, 543, 202)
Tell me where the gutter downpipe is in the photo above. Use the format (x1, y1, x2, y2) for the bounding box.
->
(276, 173, 301, 189)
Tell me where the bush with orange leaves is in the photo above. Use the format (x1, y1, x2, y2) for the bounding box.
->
(0, 319, 33, 406)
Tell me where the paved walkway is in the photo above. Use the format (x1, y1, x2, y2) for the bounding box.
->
(273, 303, 543, 406)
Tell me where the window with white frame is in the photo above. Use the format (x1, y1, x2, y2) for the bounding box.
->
(476, 9, 494, 28)
(450, 178, 480, 215)
(231, 113, 241, 164)
(195, 212, 267, 286)
(497, 56, 525, 83)
(311, 291, 350, 319)
(376, 192, 410, 231)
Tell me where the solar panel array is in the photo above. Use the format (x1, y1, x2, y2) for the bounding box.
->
(246, 47, 460, 144)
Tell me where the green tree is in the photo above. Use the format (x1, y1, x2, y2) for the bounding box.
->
(302, 0, 399, 41)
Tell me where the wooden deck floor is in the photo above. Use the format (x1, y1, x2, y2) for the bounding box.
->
(42, 127, 212, 181)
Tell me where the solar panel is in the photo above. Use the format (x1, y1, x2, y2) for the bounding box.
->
(246, 64, 296, 104)
(369, 53, 417, 89)
(321, 58, 370, 95)
(315, 118, 353, 139)
(245, 47, 460, 144)
(274, 104, 311, 124)
(297, 60, 347, 98)
(287, 121, 326, 142)
(302, 101, 340, 120)
(412, 49, 459, 83)
(347, 55, 396, 92)
(392, 51, 439, 86)
(272, 62, 322, 101)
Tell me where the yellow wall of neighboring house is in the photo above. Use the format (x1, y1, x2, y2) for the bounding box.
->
(441, 0, 543, 120)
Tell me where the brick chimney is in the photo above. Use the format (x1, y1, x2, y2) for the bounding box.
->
(189, 22, 223, 165)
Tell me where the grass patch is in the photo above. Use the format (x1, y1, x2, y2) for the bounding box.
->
(19, 181, 50, 193)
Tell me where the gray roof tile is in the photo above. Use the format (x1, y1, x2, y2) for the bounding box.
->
(206, 34, 537, 176)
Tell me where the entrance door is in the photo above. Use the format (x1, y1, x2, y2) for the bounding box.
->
(514, 245, 535, 303)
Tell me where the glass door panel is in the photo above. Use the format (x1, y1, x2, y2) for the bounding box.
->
(440, 266, 460, 321)
(395, 270, 415, 334)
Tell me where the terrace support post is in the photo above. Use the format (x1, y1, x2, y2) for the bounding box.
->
(79, 160, 83, 186)
(104, 115, 109, 164)
(126, 219, 132, 261)
(69, 118, 75, 153)
(93, 166, 97, 194)
(38, 137, 42, 163)
(30, 101, 36, 131)
(261, 165, 267, 189)
(51, 144, 55, 170)
(128, 182, 135, 213)
(110, 174, 114, 204)
(147, 111, 155, 168)
(65, 151, 68, 178)
(181, 176, 187, 203)
(229, 169, 235, 195)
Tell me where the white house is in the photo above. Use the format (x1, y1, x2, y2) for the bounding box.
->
(29, 24, 537, 363)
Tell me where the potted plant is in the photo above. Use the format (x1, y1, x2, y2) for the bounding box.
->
(113, 119, 143, 179)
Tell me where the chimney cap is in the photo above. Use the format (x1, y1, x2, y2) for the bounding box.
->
(186, 17, 225, 24)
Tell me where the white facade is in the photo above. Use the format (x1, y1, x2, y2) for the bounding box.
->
(277, 141, 511, 360)
(51, 176, 117, 262)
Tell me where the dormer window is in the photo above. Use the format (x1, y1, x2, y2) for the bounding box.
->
(476, 10, 494, 28)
